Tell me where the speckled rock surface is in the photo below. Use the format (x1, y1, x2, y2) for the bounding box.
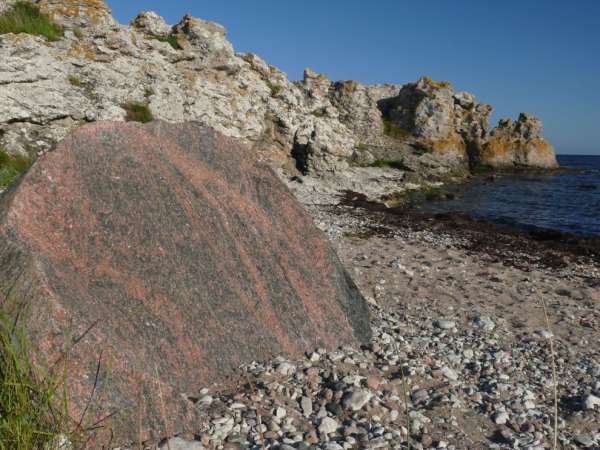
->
(0, 121, 371, 445)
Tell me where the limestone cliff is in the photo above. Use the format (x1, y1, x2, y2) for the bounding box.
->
(0, 0, 558, 179)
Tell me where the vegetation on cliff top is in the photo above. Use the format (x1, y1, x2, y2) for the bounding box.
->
(0, 149, 33, 190)
(0, 1, 63, 42)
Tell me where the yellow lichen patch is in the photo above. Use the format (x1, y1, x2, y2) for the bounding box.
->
(38, 0, 111, 25)
(422, 76, 453, 91)
(68, 40, 96, 60)
(480, 137, 558, 169)
(480, 136, 514, 165)
(429, 133, 467, 157)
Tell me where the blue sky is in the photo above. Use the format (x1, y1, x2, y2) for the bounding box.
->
(107, 0, 600, 155)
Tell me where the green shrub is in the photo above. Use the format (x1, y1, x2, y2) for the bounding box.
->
(0, 149, 33, 190)
(0, 304, 68, 449)
(382, 118, 411, 140)
(150, 33, 181, 50)
(123, 101, 154, 123)
(0, 1, 63, 42)
(356, 143, 368, 151)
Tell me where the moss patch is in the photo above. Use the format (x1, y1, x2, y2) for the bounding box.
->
(0, 1, 63, 42)
(122, 101, 154, 123)
(0, 149, 33, 190)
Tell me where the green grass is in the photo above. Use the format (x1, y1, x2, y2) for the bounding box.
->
(0, 149, 33, 190)
(0, 303, 68, 450)
(150, 34, 181, 50)
(356, 143, 369, 151)
(123, 101, 154, 124)
(368, 159, 406, 170)
(382, 118, 411, 140)
(0, 1, 63, 42)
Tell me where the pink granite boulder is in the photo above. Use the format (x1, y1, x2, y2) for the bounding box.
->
(0, 121, 370, 445)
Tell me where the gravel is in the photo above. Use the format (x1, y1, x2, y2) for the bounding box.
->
(132, 186, 600, 450)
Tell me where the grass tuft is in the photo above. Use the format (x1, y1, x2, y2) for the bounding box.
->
(266, 82, 282, 97)
(123, 101, 154, 124)
(68, 74, 82, 87)
(150, 34, 181, 50)
(540, 298, 558, 450)
(0, 303, 67, 449)
(0, 1, 63, 42)
(0, 149, 33, 190)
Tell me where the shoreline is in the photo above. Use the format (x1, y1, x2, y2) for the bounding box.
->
(339, 190, 600, 270)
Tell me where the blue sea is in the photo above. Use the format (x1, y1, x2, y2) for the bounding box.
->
(417, 155, 600, 236)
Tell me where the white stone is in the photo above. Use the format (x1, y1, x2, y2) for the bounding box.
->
(343, 389, 373, 411)
(318, 417, 339, 435)
(493, 411, 509, 425)
(583, 394, 600, 410)
(441, 366, 459, 381)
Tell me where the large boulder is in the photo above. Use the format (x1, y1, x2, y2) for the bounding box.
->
(0, 121, 371, 445)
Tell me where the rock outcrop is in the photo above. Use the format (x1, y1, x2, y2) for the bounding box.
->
(0, 121, 371, 444)
(478, 113, 558, 169)
(0, 0, 557, 179)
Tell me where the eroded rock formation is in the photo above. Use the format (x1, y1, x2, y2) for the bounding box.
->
(478, 113, 558, 169)
(0, 0, 557, 178)
(0, 121, 371, 444)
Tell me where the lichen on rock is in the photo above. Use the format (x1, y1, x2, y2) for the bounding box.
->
(478, 113, 558, 169)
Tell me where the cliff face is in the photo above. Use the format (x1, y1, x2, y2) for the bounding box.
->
(0, 0, 558, 177)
